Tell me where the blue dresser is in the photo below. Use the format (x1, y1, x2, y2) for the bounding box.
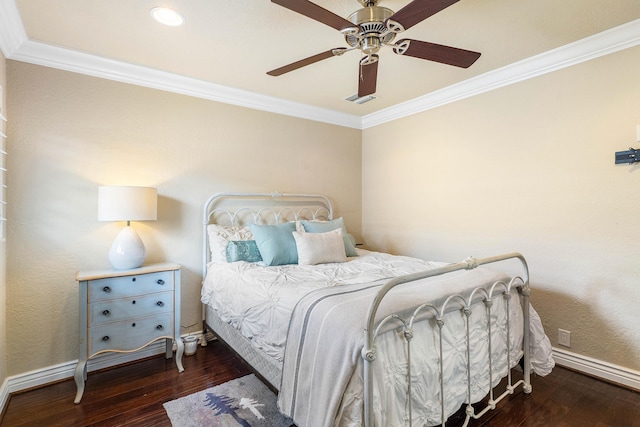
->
(73, 263, 184, 403)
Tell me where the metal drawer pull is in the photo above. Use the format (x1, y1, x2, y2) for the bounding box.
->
(103, 286, 111, 293)
(102, 336, 110, 341)
(132, 277, 136, 282)
(157, 279, 165, 285)
(132, 323, 136, 327)
(132, 300, 136, 305)
(102, 310, 110, 316)
(156, 325, 164, 330)
(156, 301, 164, 307)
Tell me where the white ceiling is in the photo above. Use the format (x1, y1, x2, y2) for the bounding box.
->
(1, 0, 640, 128)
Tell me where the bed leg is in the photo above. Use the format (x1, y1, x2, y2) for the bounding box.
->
(522, 286, 532, 394)
(201, 303, 209, 347)
(201, 320, 209, 347)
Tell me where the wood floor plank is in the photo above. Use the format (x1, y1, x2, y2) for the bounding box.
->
(1, 340, 638, 426)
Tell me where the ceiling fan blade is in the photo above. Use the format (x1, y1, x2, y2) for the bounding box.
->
(358, 55, 379, 97)
(272, 0, 355, 31)
(267, 48, 346, 76)
(394, 39, 480, 68)
(387, 0, 460, 31)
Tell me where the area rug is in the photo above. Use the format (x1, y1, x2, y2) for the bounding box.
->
(163, 374, 294, 427)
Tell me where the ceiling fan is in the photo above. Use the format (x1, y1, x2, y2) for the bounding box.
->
(267, 0, 481, 98)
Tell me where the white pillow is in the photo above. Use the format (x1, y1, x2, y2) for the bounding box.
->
(207, 224, 253, 263)
(293, 228, 347, 266)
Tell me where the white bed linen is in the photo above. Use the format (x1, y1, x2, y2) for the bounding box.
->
(201, 249, 445, 361)
(201, 249, 554, 426)
(280, 268, 532, 427)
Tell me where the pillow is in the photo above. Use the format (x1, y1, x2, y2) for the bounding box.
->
(225, 240, 263, 263)
(293, 228, 347, 266)
(345, 233, 357, 248)
(250, 222, 298, 266)
(207, 224, 253, 263)
(300, 217, 358, 257)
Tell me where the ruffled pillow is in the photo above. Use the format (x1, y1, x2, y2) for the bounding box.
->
(207, 224, 253, 263)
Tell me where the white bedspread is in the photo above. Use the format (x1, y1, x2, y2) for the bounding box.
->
(201, 249, 445, 361)
(201, 250, 554, 427)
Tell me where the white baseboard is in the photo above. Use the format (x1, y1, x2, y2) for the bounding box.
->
(0, 377, 9, 418)
(1, 340, 637, 416)
(0, 332, 205, 414)
(552, 347, 640, 391)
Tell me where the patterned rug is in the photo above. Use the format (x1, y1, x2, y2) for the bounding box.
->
(163, 374, 294, 427)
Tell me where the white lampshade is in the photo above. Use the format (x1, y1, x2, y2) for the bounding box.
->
(98, 186, 157, 270)
(98, 186, 157, 222)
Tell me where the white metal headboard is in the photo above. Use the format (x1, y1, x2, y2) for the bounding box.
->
(202, 191, 333, 277)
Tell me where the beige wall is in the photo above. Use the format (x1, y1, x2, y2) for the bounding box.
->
(0, 50, 7, 388)
(4, 44, 640, 382)
(5, 61, 362, 375)
(362, 46, 640, 371)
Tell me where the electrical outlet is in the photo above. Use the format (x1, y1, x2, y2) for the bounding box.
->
(558, 329, 571, 347)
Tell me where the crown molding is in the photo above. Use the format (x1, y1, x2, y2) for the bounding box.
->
(1, 0, 639, 130)
(362, 18, 640, 129)
(0, 0, 26, 57)
(8, 39, 363, 129)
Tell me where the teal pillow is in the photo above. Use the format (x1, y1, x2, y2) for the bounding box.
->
(250, 222, 298, 266)
(225, 240, 263, 263)
(301, 217, 358, 257)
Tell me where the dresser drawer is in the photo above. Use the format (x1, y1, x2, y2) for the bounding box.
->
(89, 313, 173, 355)
(89, 271, 173, 302)
(90, 291, 173, 325)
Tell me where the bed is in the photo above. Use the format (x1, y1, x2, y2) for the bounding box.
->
(200, 192, 554, 427)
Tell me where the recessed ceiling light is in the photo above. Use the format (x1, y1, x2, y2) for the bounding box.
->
(150, 7, 185, 26)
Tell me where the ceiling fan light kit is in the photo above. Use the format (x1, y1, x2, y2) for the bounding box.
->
(345, 6, 396, 51)
(268, 0, 481, 99)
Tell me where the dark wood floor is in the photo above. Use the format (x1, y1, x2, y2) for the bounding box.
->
(1, 340, 638, 426)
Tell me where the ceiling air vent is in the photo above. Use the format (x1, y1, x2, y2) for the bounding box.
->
(345, 94, 377, 104)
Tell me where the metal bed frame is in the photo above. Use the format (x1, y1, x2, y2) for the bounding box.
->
(201, 192, 532, 426)
(362, 253, 532, 427)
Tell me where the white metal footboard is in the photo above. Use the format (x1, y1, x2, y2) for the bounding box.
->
(362, 253, 532, 427)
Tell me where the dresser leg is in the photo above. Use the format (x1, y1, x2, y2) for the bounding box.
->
(73, 359, 87, 404)
(175, 338, 184, 372)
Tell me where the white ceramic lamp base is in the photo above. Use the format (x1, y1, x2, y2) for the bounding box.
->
(108, 225, 146, 270)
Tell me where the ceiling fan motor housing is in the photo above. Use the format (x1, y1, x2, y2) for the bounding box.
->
(345, 6, 396, 53)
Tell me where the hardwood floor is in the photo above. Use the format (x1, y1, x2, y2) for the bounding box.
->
(1, 341, 638, 426)
(1, 341, 251, 427)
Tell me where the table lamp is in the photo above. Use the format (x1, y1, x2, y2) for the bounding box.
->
(98, 186, 157, 269)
